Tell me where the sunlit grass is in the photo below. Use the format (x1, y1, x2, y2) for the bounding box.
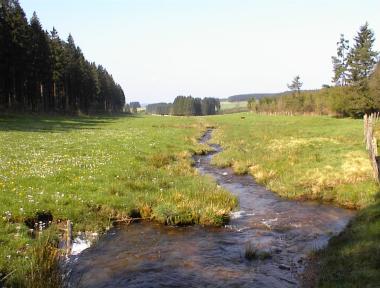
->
(2, 112, 378, 286)
(0, 114, 237, 285)
(207, 113, 378, 208)
(206, 112, 379, 286)
(220, 101, 248, 111)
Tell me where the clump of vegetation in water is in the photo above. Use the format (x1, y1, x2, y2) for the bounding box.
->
(0, 114, 237, 286)
(244, 242, 272, 261)
(244, 242, 257, 260)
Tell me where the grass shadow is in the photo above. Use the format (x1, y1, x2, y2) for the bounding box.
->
(0, 114, 138, 132)
(315, 189, 380, 287)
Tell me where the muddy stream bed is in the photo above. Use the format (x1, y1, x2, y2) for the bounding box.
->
(68, 130, 354, 287)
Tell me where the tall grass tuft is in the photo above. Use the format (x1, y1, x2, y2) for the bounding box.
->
(26, 232, 63, 288)
(244, 242, 257, 260)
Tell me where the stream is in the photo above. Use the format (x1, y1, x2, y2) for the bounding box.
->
(68, 129, 354, 287)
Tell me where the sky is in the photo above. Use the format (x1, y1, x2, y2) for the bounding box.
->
(21, 0, 380, 103)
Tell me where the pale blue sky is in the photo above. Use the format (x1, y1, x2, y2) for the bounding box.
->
(21, 0, 380, 103)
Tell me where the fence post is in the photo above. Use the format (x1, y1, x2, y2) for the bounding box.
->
(364, 113, 380, 182)
(66, 220, 72, 255)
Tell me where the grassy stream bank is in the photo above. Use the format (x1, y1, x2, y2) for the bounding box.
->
(0, 113, 378, 287)
(207, 113, 379, 287)
(0, 114, 236, 286)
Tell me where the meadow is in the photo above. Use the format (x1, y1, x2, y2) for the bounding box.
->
(315, 198, 380, 287)
(208, 113, 378, 208)
(206, 112, 380, 286)
(0, 114, 237, 286)
(219, 101, 248, 113)
(1, 112, 379, 287)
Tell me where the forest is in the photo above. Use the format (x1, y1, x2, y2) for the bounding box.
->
(146, 96, 221, 116)
(248, 23, 380, 117)
(145, 102, 172, 115)
(0, 0, 125, 114)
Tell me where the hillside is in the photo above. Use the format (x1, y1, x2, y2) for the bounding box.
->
(227, 92, 288, 102)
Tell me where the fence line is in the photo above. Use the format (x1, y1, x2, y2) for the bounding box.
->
(254, 111, 327, 116)
(364, 113, 380, 182)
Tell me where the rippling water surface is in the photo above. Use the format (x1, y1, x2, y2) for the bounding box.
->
(68, 130, 354, 287)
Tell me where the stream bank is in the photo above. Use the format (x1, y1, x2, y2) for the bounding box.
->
(68, 129, 354, 287)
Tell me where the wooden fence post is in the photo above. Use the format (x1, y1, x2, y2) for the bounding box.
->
(364, 113, 380, 182)
(66, 220, 72, 255)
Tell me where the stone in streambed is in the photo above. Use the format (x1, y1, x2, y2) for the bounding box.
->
(279, 264, 291, 270)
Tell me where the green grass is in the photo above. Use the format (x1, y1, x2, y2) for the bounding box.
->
(316, 198, 380, 287)
(2, 112, 379, 286)
(207, 112, 378, 208)
(206, 112, 379, 286)
(220, 101, 248, 112)
(0, 114, 237, 286)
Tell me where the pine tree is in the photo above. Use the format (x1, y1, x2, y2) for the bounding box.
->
(28, 12, 52, 111)
(0, 0, 9, 109)
(49, 27, 66, 111)
(287, 75, 303, 95)
(0, 0, 31, 109)
(347, 23, 379, 87)
(332, 34, 349, 86)
(0, 0, 125, 114)
(193, 97, 202, 115)
(81, 61, 99, 113)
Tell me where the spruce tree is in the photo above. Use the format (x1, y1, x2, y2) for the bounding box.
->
(28, 12, 51, 111)
(347, 23, 379, 87)
(0, 0, 125, 114)
(49, 27, 66, 111)
(1, 0, 31, 109)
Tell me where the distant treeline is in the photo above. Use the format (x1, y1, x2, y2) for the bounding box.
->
(0, 0, 125, 114)
(228, 93, 286, 102)
(146, 102, 172, 115)
(248, 23, 380, 117)
(146, 96, 220, 116)
(248, 87, 352, 115)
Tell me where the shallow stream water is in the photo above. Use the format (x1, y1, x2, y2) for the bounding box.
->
(68, 130, 354, 287)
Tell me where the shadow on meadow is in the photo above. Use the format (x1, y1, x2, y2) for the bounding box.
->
(313, 189, 380, 287)
(0, 114, 138, 132)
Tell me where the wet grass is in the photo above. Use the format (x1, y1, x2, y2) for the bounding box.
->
(207, 113, 378, 209)
(0, 114, 237, 286)
(244, 242, 257, 260)
(244, 242, 272, 261)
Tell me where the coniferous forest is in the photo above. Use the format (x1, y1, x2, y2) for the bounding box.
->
(146, 96, 220, 116)
(0, 0, 125, 114)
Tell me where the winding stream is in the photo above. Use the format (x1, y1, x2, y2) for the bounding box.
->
(68, 130, 354, 287)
